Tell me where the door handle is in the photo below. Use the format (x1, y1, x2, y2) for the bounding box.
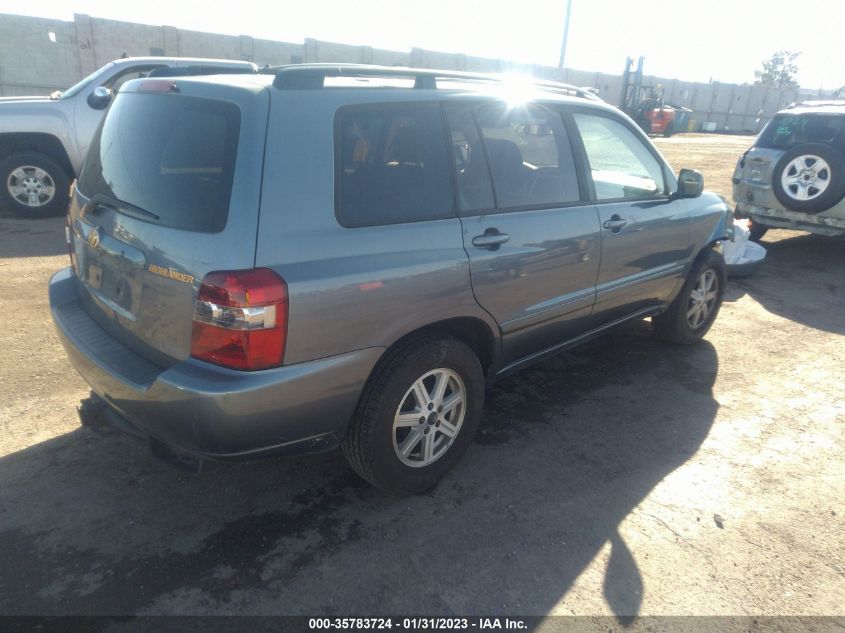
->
(472, 230, 510, 250)
(602, 215, 628, 232)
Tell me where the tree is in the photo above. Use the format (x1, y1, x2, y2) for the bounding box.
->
(834, 86, 845, 99)
(754, 50, 801, 90)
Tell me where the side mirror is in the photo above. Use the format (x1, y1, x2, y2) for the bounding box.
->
(87, 86, 113, 110)
(676, 168, 704, 198)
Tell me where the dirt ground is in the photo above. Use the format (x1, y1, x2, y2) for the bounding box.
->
(0, 134, 842, 623)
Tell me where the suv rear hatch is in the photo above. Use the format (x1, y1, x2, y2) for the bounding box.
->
(739, 113, 845, 185)
(68, 76, 270, 368)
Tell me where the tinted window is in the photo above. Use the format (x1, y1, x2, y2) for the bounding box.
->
(758, 114, 845, 151)
(573, 113, 665, 200)
(475, 105, 580, 208)
(445, 108, 495, 213)
(336, 104, 454, 227)
(78, 93, 240, 232)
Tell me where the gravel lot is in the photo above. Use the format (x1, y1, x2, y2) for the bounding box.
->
(0, 134, 842, 622)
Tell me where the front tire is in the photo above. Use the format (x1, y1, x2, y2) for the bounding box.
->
(0, 152, 70, 218)
(653, 249, 726, 344)
(342, 335, 485, 494)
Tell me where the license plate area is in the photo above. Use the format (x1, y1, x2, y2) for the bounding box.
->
(87, 263, 103, 289)
(79, 226, 145, 318)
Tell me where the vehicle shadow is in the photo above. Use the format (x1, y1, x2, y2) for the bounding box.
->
(723, 231, 845, 335)
(0, 322, 719, 621)
(0, 216, 67, 258)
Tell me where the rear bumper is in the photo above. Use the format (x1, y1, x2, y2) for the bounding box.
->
(50, 267, 383, 460)
(734, 169, 845, 236)
(735, 203, 845, 237)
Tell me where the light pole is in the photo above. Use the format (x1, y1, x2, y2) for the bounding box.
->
(558, 0, 574, 69)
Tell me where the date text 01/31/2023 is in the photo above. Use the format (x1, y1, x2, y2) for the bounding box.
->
(308, 617, 528, 630)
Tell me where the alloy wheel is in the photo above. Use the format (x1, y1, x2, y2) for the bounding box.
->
(781, 154, 831, 202)
(392, 368, 466, 468)
(686, 269, 719, 329)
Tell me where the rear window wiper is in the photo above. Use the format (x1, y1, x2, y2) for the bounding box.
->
(84, 194, 160, 222)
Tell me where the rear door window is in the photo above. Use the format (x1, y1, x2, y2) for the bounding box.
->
(474, 104, 581, 209)
(336, 103, 454, 227)
(445, 108, 496, 213)
(78, 93, 240, 233)
(573, 113, 666, 201)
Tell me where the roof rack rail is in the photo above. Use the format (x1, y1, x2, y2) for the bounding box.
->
(785, 100, 845, 109)
(147, 64, 258, 78)
(265, 63, 602, 101)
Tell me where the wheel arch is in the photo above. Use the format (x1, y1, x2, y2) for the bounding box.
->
(662, 234, 727, 313)
(696, 238, 727, 267)
(688, 231, 728, 278)
(0, 133, 75, 179)
(375, 316, 501, 381)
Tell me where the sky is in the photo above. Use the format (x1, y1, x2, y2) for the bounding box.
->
(3, 0, 843, 90)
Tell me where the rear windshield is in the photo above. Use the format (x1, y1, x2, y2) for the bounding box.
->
(78, 93, 241, 232)
(757, 114, 845, 151)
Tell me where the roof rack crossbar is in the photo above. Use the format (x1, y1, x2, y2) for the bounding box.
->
(269, 64, 601, 100)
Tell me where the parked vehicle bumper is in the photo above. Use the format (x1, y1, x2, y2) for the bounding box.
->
(735, 203, 845, 237)
(733, 152, 845, 236)
(49, 267, 382, 460)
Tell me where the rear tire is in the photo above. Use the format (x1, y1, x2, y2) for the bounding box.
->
(748, 221, 769, 242)
(0, 152, 70, 218)
(342, 335, 484, 494)
(654, 249, 726, 344)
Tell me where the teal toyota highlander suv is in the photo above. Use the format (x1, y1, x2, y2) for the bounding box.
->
(50, 65, 731, 493)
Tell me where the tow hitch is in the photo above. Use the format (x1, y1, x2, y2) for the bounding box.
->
(77, 394, 203, 474)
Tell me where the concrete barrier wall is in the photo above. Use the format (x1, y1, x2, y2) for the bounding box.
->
(0, 13, 82, 95)
(0, 12, 836, 132)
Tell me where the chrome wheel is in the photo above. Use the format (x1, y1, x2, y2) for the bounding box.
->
(687, 269, 719, 330)
(392, 368, 466, 468)
(781, 154, 831, 202)
(7, 165, 56, 208)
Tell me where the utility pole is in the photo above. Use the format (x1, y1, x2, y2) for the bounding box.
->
(558, 0, 574, 69)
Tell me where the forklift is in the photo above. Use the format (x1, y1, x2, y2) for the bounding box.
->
(620, 56, 692, 137)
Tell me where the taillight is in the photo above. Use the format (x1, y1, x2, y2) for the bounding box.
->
(190, 268, 288, 371)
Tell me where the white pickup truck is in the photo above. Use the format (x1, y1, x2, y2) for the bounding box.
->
(0, 56, 257, 218)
